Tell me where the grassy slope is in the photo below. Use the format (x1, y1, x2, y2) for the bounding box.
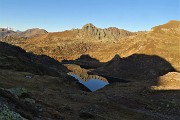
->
(1, 21, 179, 71)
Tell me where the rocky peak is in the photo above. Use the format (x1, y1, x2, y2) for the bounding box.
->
(80, 23, 135, 40)
(82, 23, 96, 31)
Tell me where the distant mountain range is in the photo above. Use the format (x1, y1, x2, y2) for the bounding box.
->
(0, 23, 140, 39)
(0, 28, 48, 38)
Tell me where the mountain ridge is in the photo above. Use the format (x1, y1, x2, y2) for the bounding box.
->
(0, 28, 48, 38)
(1, 20, 180, 71)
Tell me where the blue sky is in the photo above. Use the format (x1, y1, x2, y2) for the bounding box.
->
(0, 0, 179, 32)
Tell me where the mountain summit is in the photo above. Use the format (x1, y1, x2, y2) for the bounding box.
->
(16, 28, 48, 38)
(82, 23, 96, 31)
(79, 23, 135, 40)
(151, 20, 180, 33)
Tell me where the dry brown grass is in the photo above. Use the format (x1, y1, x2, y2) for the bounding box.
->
(1, 21, 180, 71)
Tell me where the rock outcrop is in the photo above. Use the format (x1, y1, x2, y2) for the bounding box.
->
(78, 23, 135, 40)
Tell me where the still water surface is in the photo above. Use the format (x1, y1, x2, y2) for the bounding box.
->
(65, 64, 109, 92)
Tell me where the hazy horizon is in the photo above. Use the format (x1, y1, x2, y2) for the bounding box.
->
(0, 0, 179, 32)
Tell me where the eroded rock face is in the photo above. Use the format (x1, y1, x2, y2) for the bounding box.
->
(80, 23, 135, 40)
(152, 72, 180, 90)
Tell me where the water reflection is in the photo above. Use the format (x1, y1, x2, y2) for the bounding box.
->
(65, 64, 109, 91)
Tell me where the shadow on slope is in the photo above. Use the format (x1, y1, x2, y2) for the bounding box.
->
(0, 41, 93, 119)
(0, 41, 68, 77)
(62, 54, 105, 69)
(0, 41, 91, 91)
(90, 54, 176, 81)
